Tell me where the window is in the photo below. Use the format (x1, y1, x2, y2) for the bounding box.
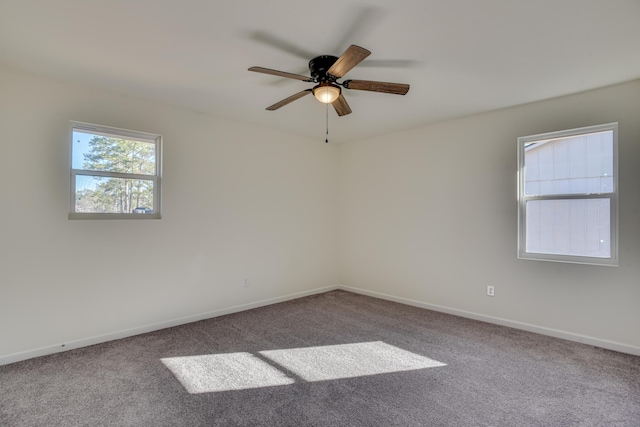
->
(70, 121, 162, 219)
(517, 123, 618, 266)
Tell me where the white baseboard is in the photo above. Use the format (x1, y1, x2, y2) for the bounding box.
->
(337, 285, 640, 357)
(0, 285, 339, 366)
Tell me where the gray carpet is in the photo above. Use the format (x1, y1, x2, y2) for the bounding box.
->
(1, 290, 639, 426)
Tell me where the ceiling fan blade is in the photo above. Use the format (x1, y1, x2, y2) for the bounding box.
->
(249, 67, 312, 82)
(327, 45, 371, 78)
(331, 6, 383, 54)
(332, 94, 352, 116)
(343, 79, 410, 95)
(266, 89, 312, 111)
(249, 31, 318, 60)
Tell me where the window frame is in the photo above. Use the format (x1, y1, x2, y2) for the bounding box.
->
(517, 122, 618, 266)
(69, 121, 162, 220)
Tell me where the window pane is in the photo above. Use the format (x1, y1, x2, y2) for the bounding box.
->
(525, 199, 610, 258)
(72, 130, 156, 175)
(524, 130, 613, 196)
(75, 175, 155, 214)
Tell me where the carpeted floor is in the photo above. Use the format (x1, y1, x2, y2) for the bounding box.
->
(1, 290, 639, 426)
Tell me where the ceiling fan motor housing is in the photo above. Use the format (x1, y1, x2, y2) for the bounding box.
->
(309, 55, 339, 82)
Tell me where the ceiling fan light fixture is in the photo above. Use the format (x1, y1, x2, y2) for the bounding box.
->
(313, 83, 341, 104)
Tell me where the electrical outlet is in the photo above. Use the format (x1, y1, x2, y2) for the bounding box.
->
(243, 278, 250, 288)
(487, 286, 495, 297)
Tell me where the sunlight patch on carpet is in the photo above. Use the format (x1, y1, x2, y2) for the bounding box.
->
(162, 352, 294, 393)
(259, 341, 446, 382)
(162, 341, 446, 394)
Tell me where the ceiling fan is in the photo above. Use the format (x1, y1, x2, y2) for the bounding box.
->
(248, 45, 410, 117)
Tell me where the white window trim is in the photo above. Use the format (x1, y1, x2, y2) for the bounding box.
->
(517, 123, 618, 266)
(69, 121, 162, 220)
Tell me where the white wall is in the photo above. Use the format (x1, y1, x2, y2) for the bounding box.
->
(338, 80, 640, 352)
(0, 65, 339, 362)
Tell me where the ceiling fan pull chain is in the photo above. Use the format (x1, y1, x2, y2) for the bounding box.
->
(325, 103, 329, 143)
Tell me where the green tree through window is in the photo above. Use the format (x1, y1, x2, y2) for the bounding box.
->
(70, 122, 161, 218)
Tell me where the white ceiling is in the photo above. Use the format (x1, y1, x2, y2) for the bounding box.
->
(1, 0, 639, 142)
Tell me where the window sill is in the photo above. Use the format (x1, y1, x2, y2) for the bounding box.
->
(68, 213, 162, 220)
